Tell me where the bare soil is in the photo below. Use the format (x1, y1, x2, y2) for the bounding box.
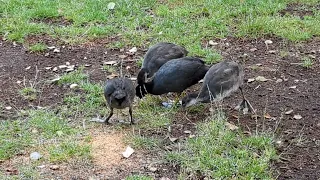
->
(0, 34, 320, 179)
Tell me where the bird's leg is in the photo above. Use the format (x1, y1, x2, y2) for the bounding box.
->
(236, 87, 256, 114)
(173, 92, 182, 107)
(129, 106, 135, 125)
(104, 108, 113, 124)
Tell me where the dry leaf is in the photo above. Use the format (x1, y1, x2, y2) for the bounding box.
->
(247, 78, 255, 83)
(129, 47, 137, 53)
(122, 146, 134, 158)
(225, 122, 239, 131)
(265, 40, 273, 44)
(118, 55, 127, 59)
(25, 66, 31, 70)
(107, 73, 119, 79)
(285, 109, 293, 115)
(264, 113, 272, 119)
(255, 76, 268, 82)
(293, 114, 302, 120)
(169, 137, 178, 142)
(70, 84, 78, 89)
(208, 40, 218, 46)
(103, 61, 117, 65)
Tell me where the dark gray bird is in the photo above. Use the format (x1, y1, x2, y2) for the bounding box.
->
(137, 42, 188, 85)
(104, 77, 135, 124)
(136, 57, 210, 98)
(181, 61, 254, 113)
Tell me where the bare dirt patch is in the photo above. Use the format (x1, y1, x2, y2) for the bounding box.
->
(1, 36, 320, 179)
(91, 131, 126, 168)
(279, 3, 315, 19)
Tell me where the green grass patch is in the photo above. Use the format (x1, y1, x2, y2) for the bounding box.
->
(135, 95, 173, 129)
(0, 120, 32, 160)
(2, 0, 320, 63)
(58, 67, 88, 85)
(48, 140, 91, 162)
(130, 135, 161, 150)
(125, 175, 153, 180)
(166, 112, 277, 179)
(29, 43, 47, 52)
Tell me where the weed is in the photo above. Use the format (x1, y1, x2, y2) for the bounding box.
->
(301, 57, 313, 68)
(101, 65, 116, 73)
(19, 87, 37, 100)
(29, 43, 47, 52)
(58, 66, 88, 85)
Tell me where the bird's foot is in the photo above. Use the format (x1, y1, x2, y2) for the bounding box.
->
(235, 99, 256, 115)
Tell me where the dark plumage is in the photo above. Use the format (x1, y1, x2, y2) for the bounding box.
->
(181, 61, 254, 113)
(104, 77, 135, 124)
(136, 57, 210, 98)
(137, 42, 188, 85)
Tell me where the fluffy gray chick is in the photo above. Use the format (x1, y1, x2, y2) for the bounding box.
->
(104, 77, 135, 124)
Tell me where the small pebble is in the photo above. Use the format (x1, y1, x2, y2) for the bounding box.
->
(30, 152, 42, 160)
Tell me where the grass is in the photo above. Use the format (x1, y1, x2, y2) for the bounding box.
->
(1, 0, 319, 63)
(58, 66, 88, 85)
(166, 112, 277, 179)
(28, 42, 47, 52)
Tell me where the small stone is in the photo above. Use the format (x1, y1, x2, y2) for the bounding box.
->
(276, 79, 283, 83)
(59, 65, 67, 69)
(25, 66, 31, 70)
(31, 129, 38, 134)
(225, 122, 239, 131)
(70, 84, 78, 89)
(47, 46, 56, 50)
(53, 67, 58, 72)
(45, 53, 50, 57)
(247, 78, 255, 83)
(118, 55, 127, 59)
(308, 55, 316, 59)
(289, 86, 297, 89)
(45, 67, 52, 70)
(5, 106, 12, 110)
(49, 165, 59, 170)
(317, 123, 320, 128)
(265, 40, 273, 44)
(184, 130, 191, 134)
(66, 62, 70, 66)
(293, 114, 302, 120)
(84, 64, 91, 67)
(250, 48, 257, 52)
(129, 47, 137, 53)
(30, 152, 42, 160)
(285, 110, 293, 115)
(84, 57, 87, 60)
(208, 40, 218, 46)
(53, 48, 60, 53)
(160, 178, 170, 180)
(148, 165, 157, 172)
(169, 137, 178, 142)
(16, 80, 22, 84)
(268, 50, 276, 54)
(189, 134, 196, 138)
(37, 165, 46, 169)
(255, 76, 268, 82)
(65, 68, 74, 72)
